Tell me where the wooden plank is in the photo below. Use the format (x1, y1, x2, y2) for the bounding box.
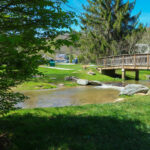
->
(134, 55, 136, 69)
(147, 54, 149, 69)
(113, 56, 114, 67)
(101, 66, 150, 70)
(100, 54, 150, 70)
(122, 55, 124, 68)
(104, 59, 106, 68)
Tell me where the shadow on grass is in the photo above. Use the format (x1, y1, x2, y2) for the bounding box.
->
(0, 114, 150, 150)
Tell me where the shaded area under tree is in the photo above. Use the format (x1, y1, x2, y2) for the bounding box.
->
(0, 114, 150, 150)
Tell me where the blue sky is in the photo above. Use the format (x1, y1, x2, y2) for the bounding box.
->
(65, 0, 150, 30)
(133, 0, 150, 25)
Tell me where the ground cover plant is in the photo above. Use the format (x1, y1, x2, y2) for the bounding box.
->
(0, 95, 150, 150)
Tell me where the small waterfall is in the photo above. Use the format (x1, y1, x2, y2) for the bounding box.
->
(95, 84, 124, 91)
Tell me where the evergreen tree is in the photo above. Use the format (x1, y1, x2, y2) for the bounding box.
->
(80, 0, 145, 63)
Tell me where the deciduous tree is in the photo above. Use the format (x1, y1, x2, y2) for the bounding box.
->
(0, 0, 76, 115)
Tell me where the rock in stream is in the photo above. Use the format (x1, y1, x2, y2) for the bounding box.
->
(120, 84, 149, 95)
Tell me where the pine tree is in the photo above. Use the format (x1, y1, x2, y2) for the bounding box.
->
(80, 0, 145, 62)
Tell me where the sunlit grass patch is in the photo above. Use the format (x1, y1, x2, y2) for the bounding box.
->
(14, 81, 56, 91)
(13, 64, 150, 91)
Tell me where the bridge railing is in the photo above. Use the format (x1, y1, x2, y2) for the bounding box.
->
(100, 54, 150, 68)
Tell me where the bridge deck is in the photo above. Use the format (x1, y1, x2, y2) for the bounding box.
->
(99, 54, 150, 80)
(100, 54, 150, 70)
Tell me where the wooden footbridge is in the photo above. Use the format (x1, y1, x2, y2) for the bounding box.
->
(99, 54, 150, 80)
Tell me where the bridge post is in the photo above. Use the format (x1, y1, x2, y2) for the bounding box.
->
(122, 68, 126, 80)
(135, 70, 139, 81)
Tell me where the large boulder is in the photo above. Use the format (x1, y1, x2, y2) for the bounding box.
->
(88, 80, 102, 86)
(120, 84, 149, 95)
(77, 79, 89, 86)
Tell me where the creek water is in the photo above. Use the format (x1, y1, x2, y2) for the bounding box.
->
(17, 86, 120, 108)
(16, 80, 150, 109)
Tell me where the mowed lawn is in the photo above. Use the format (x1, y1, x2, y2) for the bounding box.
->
(14, 63, 150, 91)
(2, 63, 150, 149)
(0, 95, 150, 150)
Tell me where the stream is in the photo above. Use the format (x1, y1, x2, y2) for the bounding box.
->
(16, 80, 150, 109)
(16, 86, 119, 108)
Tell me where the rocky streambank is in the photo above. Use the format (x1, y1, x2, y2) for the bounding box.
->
(64, 76, 150, 96)
(65, 76, 102, 86)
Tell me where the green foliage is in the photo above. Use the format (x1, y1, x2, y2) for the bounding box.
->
(139, 27, 150, 44)
(80, 0, 145, 63)
(0, 0, 76, 115)
(0, 91, 26, 116)
(1, 95, 150, 149)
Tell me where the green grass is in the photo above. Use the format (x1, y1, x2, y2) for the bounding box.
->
(38, 65, 120, 84)
(116, 70, 150, 80)
(2, 64, 150, 149)
(55, 64, 83, 70)
(14, 63, 150, 91)
(14, 81, 56, 91)
(38, 64, 150, 84)
(1, 95, 150, 150)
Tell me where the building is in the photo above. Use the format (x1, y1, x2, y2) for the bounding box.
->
(135, 44, 150, 54)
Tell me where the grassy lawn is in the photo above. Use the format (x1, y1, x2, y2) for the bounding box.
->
(13, 81, 56, 91)
(54, 64, 84, 70)
(14, 63, 150, 91)
(38, 65, 120, 83)
(2, 64, 150, 149)
(14, 64, 119, 91)
(1, 95, 150, 150)
(116, 70, 150, 80)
